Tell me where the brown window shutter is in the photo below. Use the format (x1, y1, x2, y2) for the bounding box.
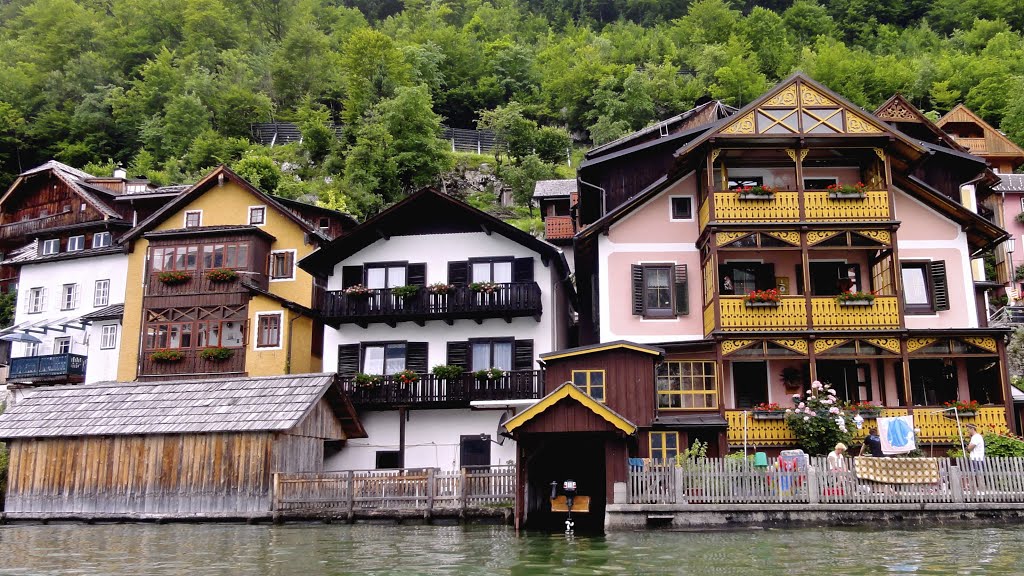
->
(674, 264, 688, 316)
(337, 344, 360, 376)
(631, 264, 643, 315)
(407, 263, 426, 286)
(406, 342, 428, 374)
(446, 341, 468, 369)
(513, 257, 534, 282)
(514, 339, 534, 371)
(930, 261, 949, 311)
(448, 261, 469, 286)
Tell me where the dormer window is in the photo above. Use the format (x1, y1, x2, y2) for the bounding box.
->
(248, 206, 266, 226)
(92, 232, 111, 248)
(41, 239, 59, 255)
(67, 235, 85, 252)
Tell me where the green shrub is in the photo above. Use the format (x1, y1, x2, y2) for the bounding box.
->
(198, 347, 234, 361)
(432, 365, 464, 379)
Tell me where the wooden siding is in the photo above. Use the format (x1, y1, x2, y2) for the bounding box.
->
(139, 347, 247, 378)
(543, 349, 657, 428)
(516, 399, 623, 434)
(288, 398, 346, 441)
(4, 433, 276, 516)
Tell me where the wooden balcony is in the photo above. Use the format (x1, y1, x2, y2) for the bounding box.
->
(138, 348, 246, 379)
(804, 191, 890, 221)
(706, 296, 900, 333)
(321, 282, 543, 327)
(8, 353, 86, 383)
(543, 215, 574, 241)
(146, 271, 266, 297)
(337, 371, 544, 408)
(952, 137, 987, 154)
(700, 190, 890, 231)
(0, 210, 91, 241)
(725, 407, 1009, 447)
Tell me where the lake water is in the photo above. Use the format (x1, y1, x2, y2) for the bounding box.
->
(1, 523, 1021, 575)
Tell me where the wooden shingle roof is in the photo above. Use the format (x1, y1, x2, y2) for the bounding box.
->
(0, 373, 339, 439)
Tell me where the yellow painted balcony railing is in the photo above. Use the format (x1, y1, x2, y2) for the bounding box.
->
(725, 407, 1009, 448)
(717, 296, 808, 332)
(712, 191, 800, 223)
(698, 200, 710, 233)
(804, 190, 890, 221)
(810, 296, 900, 330)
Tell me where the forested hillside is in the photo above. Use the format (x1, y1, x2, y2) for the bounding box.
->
(1, 0, 1023, 219)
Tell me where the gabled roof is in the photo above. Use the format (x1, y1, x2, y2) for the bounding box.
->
(79, 303, 125, 322)
(673, 73, 926, 160)
(875, 94, 968, 152)
(586, 99, 737, 159)
(119, 165, 329, 245)
(533, 179, 577, 199)
(1, 160, 120, 220)
(0, 373, 355, 439)
(937, 104, 1024, 163)
(298, 188, 572, 285)
(500, 382, 637, 436)
(995, 173, 1024, 193)
(539, 340, 665, 362)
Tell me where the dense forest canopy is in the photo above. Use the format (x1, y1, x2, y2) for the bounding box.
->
(1, 0, 1023, 218)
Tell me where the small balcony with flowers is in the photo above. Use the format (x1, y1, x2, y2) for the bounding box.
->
(697, 147, 891, 233)
(701, 229, 901, 334)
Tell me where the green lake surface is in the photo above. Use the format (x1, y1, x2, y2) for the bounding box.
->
(1, 523, 1021, 575)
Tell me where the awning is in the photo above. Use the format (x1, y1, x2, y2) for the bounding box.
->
(500, 382, 637, 436)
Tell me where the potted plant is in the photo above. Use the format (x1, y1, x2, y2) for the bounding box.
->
(198, 347, 234, 361)
(394, 368, 419, 385)
(736, 185, 776, 200)
(1015, 212, 1024, 225)
(150, 349, 185, 362)
(344, 284, 372, 298)
(469, 281, 500, 295)
(835, 291, 876, 306)
(354, 372, 383, 388)
(390, 285, 420, 299)
(432, 364, 464, 379)
(780, 366, 803, 393)
(846, 401, 880, 418)
(744, 288, 780, 307)
(1014, 264, 1024, 282)
(943, 399, 980, 417)
(474, 367, 504, 380)
(157, 271, 192, 285)
(752, 402, 786, 419)
(826, 182, 867, 199)
(427, 282, 455, 295)
(206, 268, 238, 282)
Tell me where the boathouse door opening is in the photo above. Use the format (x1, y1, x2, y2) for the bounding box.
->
(520, 432, 608, 532)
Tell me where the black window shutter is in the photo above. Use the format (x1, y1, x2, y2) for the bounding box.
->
(337, 344, 360, 376)
(513, 257, 534, 282)
(674, 264, 688, 316)
(446, 341, 469, 369)
(755, 263, 776, 291)
(514, 339, 534, 371)
(631, 264, 644, 315)
(795, 264, 804, 296)
(930, 261, 949, 311)
(406, 342, 428, 374)
(448, 261, 469, 286)
(407, 263, 426, 286)
(342, 266, 363, 289)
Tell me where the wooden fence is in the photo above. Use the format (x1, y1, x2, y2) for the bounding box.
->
(273, 465, 515, 516)
(626, 457, 1024, 505)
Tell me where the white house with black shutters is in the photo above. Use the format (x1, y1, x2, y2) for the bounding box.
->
(299, 189, 575, 471)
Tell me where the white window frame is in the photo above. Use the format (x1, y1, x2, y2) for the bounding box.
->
(92, 231, 111, 248)
(254, 311, 284, 350)
(184, 210, 203, 228)
(54, 336, 71, 354)
(94, 279, 110, 307)
(41, 239, 59, 255)
(269, 249, 297, 282)
(67, 235, 85, 252)
(61, 283, 80, 311)
(100, 324, 118, 350)
(25, 342, 40, 356)
(28, 287, 45, 313)
(248, 205, 267, 226)
(668, 195, 695, 222)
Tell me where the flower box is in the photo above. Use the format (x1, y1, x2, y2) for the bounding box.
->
(738, 192, 775, 201)
(753, 411, 787, 420)
(858, 410, 881, 419)
(828, 191, 867, 200)
(944, 411, 976, 419)
(838, 299, 873, 306)
(158, 271, 192, 285)
(344, 284, 372, 298)
(745, 301, 780, 308)
(206, 268, 238, 282)
(150, 349, 185, 362)
(198, 347, 234, 361)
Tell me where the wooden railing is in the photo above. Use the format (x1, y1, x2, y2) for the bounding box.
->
(809, 296, 900, 330)
(146, 271, 267, 297)
(337, 371, 544, 407)
(543, 215, 574, 240)
(707, 190, 889, 224)
(139, 347, 246, 378)
(709, 295, 901, 333)
(712, 191, 801, 222)
(951, 137, 986, 153)
(274, 465, 515, 516)
(321, 282, 542, 325)
(626, 457, 1024, 505)
(8, 353, 87, 380)
(716, 296, 808, 331)
(804, 190, 890, 221)
(0, 210, 88, 240)
(725, 407, 1009, 447)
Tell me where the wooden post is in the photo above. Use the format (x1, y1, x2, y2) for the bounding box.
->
(425, 468, 436, 521)
(674, 467, 685, 504)
(806, 467, 819, 504)
(459, 467, 468, 518)
(346, 471, 355, 523)
(272, 473, 281, 523)
(950, 465, 964, 503)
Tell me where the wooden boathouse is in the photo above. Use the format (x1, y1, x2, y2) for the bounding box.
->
(0, 373, 365, 519)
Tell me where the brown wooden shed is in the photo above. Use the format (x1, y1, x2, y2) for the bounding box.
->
(0, 373, 364, 520)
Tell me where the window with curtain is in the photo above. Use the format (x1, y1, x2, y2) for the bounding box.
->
(470, 259, 513, 283)
(363, 342, 407, 375)
(365, 265, 407, 288)
(471, 340, 513, 371)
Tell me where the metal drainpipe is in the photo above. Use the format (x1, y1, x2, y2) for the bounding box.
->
(577, 177, 607, 222)
(285, 309, 300, 374)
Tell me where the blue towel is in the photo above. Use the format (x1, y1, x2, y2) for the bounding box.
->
(628, 458, 644, 469)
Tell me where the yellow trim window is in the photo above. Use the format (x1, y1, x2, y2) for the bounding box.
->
(572, 370, 606, 402)
(649, 431, 679, 462)
(657, 361, 717, 409)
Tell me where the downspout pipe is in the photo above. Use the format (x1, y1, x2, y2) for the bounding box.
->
(285, 309, 301, 374)
(577, 177, 607, 224)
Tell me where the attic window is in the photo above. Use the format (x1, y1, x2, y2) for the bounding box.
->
(659, 124, 670, 137)
(319, 217, 330, 230)
(184, 210, 202, 228)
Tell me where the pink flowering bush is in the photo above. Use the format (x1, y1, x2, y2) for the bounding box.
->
(785, 380, 854, 455)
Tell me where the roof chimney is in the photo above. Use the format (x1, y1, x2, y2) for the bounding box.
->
(113, 166, 127, 179)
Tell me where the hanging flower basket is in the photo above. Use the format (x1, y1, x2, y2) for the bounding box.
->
(470, 282, 499, 295)
(736, 185, 776, 200)
(752, 403, 786, 419)
(836, 291, 876, 306)
(474, 367, 504, 380)
(158, 271, 192, 285)
(150, 349, 185, 362)
(827, 182, 867, 199)
(198, 347, 234, 361)
(943, 400, 979, 418)
(395, 368, 419, 385)
(390, 285, 420, 299)
(354, 373, 383, 388)
(206, 268, 238, 282)
(744, 289, 780, 307)
(427, 282, 455, 295)
(344, 284, 372, 298)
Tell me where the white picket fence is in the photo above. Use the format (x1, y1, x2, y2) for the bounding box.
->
(627, 457, 1024, 505)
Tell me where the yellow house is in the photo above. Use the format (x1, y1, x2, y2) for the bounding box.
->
(117, 166, 354, 381)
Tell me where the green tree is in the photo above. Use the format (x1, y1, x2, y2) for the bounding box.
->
(297, 99, 336, 165)
(376, 85, 453, 192)
(782, 0, 836, 45)
(232, 151, 282, 194)
(339, 29, 411, 131)
(478, 102, 539, 162)
(498, 154, 558, 207)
